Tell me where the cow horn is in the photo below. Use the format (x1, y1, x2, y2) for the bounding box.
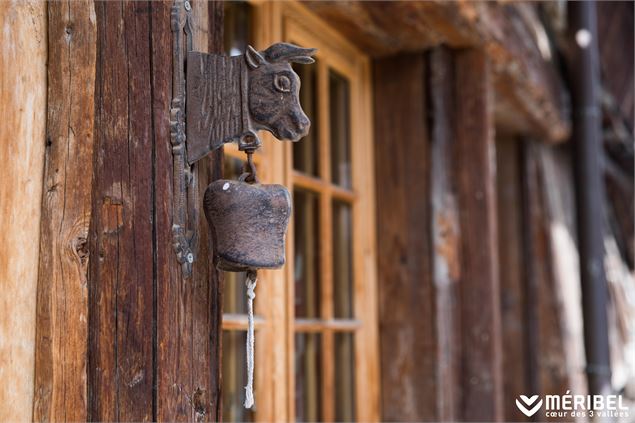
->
(263, 43, 317, 64)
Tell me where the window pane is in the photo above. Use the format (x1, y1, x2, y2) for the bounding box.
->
(293, 62, 319, 176)
(334, 333, 356, 422)
(329, 70, 351, 188)
(224, 2, 251, 57)
(295, 333, 322, 422)
(332, 200, 353, 318)
(222, 331, 254, 422)
(223, 272, 248, 314)
(222, 156, 248, 313)
(293, 190, 321, 318)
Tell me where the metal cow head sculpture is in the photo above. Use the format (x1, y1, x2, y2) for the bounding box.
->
(186, 43, 317, 163)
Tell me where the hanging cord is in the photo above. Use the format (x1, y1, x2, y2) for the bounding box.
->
(244, 270, 257, 408)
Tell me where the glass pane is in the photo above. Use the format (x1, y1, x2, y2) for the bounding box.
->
(293, 190, 321, 318)
(295, 333, 322, 422)
(223, 156, 248, 313)
(334, 333, 356, 422)
(222, 331, 254, 422)
(293, 62, 319, 176)
(332, 200, 353, 318)
(224, 2, 251, 57)
(223, 272, 248, 314)
(329, 70, 351, 188)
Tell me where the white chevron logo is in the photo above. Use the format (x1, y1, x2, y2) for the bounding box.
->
(516, 395, 543, 417)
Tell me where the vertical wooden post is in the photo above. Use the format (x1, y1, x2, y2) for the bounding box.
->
(454, 49, 504, 422)
(428, 47, 461, 422)
(89, 2, 155, 420)
(373, 54, 436, 421)
(86, 1, 224, 421)
(0, 2, 47, 422)
(495, 138, 530, 421)
(154, 1, 224, 421)
(520, 140, 543, 400)
(33, 2, 96, 421)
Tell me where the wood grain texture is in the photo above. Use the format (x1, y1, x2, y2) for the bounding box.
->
(454, 49, 503, 422)
(32, 1, 96, 421)
(522, 143, 573, 400)
(154, 1, 224, 421)
(89, 2, 154, 420)
(428, 46, 461, 422)
(0, 2, 47, 421)
(495, 138, 530, 422)
(536, 144, 587, 399)
(374, 54, 436, 422)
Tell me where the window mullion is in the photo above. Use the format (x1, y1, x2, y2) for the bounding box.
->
(318, 56, 336, 423)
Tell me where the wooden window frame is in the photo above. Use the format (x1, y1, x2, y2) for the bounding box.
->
(221, 2, 379, 421)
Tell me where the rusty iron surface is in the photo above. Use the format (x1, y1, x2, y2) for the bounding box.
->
(186, 42, 316, 163)
(203, 180, 291, 272)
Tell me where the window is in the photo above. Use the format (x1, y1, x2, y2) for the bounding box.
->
(221, 2, 379, 422)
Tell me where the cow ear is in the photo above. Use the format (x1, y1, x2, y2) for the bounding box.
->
(245, 45, 266, 69)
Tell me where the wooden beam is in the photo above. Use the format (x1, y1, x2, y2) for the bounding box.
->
(373, 54, 437, 422)
(89, 2, 155, 420)
(303, 1, 570, 143)
(32, 2, 96, 421)
(521, 143, 571, 398)
(495, 138, 530, 421)
(454, 49, 504, 422)
(428, 46, 461, 422)
(0, 2, 47, 422)
(153, 1, 224, 421)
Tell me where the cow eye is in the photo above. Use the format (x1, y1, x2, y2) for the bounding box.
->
(274, 74, 292, 92)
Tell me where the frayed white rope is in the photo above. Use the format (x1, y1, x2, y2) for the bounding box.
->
(244, 270, 257, 409)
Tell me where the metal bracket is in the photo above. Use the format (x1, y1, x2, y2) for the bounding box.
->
(170, 0, 316, 277)
(170, 0, 196, 278)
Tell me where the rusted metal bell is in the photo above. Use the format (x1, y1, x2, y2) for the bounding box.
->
(203, 180, 291, 272)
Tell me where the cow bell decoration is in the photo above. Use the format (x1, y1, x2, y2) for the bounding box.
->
(196, 41, 316, 272)
(170, 0, 316, 410)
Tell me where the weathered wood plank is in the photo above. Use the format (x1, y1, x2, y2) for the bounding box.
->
(536, 144, 587, 399)
(521, 143, 570, 399)
(154, 1, 224, 420)
(152, 1, 193, 420)
(454, 49, 503, 422)
(495, 138, 529, 422)
(374, 54, 436, 422)
(32, 1, 96, 421)
(89, 2, 154, 420)
(207, 4, 226, 420)
(0, 2, 47, 421)
(428, 46, 461, 422)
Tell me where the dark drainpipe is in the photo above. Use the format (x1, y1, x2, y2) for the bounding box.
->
(568, 0, 613, 397)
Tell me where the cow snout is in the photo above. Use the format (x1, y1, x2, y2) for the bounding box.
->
(296, 114, 310, 137)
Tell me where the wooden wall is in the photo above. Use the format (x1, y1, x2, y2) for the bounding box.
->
(31, 1, 226, 421)
(374, 47, 504, 422)
(374, 46, 583, 422)
(0, 2, 48, 421)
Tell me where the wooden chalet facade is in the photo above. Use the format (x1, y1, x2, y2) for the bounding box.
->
(0, 1, 633, 422)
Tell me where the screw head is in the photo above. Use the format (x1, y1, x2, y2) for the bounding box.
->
(187, 253, 194, 263)
(184, 1, 191, 11)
